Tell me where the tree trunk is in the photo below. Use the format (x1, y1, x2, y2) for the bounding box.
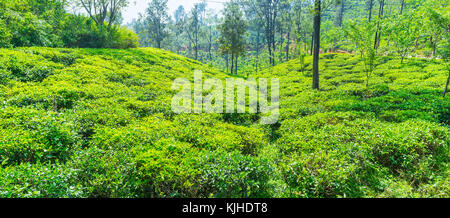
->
(208, 26, 212, 61)
(432, 37, 437, 56)
(266, 22, 273, 66)
(310, 33, 314, 56)
(265, 10, 275, 66)
(368, 0, 374, 22)
(225, 54, 229, 74)
(195, 24, 199, 60)
(235, 56, 238, 75)
(400, 0, 405, 15)
(273, 9, 278, 66)
(231, 53, 234, 75)
(268, 42, 273, 66)
(444, 71, 450, 97)
(286, 30, 290, 61)
(374, 0, 385, 50)
(281, 28, 284, 63)
(433, 44, 437, 56)
(272, 28, 276, 66)
(304, 32, 307, 54)
(195, 44, 198, 60)
(312, 0, 321, 90)
(256, 26, 261, 72)
(414, 37, 419, 52)
(336, 0, 345, 27)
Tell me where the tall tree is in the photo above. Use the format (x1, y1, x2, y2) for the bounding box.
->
(240, 1, 264, 72)
(131, 13, 150, 46)
(145, 0, 169, 49)
(293, 0, 308, 55)
(278, 0, 292, 62)
(173, 6, 186, 53)
(374, 0, 385, 49)
(335, 0, 345, 27)
(205, 11, 219, 61)
(243, 0, 281, 66)
(312, 0, 321, 90)
(345, 19, 378, 87)
(218, 1, 247, 75)
(400, 0, 405, 15)
(368, 0, 374, 22)
(386, 13, 421, 63)
(77, 0, 128, 30)
(185, 4, 201, 60)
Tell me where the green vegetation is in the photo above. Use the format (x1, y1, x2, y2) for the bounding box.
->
(0, 0, 139, 48)
(0, 47, 448, 198)
(131, 0, 449, 77)
(0, 0, 448, 199)
(256, 53, 449, 197)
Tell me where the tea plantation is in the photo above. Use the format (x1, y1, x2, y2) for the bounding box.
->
(0, 48, 448, 198)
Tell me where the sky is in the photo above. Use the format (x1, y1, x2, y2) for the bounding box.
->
(122, 0, 229, 25)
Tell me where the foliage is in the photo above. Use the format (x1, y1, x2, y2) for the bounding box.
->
(74, 0, 129, 29)
(0, 0, 138, 49)
(0, 0, 449, 198)
(218, 1, 248, 74)
(0, 18, 12, 48)
(344, 18, 378, 87)
(142, 0, 170, 49)
(385, 13, 422, 63)
(0, 47, 448, 198)
(255, 52, 449, 198)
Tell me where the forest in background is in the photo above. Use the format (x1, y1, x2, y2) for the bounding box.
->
(129, 0, 449, 76)
(1, 0, 448, 77)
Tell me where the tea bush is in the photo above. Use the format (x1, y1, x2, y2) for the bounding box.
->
(0, 163, 83, 198)
(255, 54, 449, 198)
(0, 107, 79, 165)
(0, 48, 448, 198)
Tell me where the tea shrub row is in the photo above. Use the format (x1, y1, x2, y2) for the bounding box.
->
(0, 48, 448, 197)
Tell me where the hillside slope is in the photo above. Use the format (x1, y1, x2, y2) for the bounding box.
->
(0, 47, 270, 198)
(0, 48, 448, 198)
(255, 54, 449, 197)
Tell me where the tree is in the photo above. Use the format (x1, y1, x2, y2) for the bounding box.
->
(444, 58, 450, 97)
(0, 0, 138, 49)
(335, 0, 345, 27)
(243, 0, 281, 66)
(218, 1, 248, 75)
(173, 6, 186, 54)
(185, 4, 201, 60)
(131, 13, 150, 46)
(145, 0, 169, 49)
(345, 19, 378, 87)
(400, 0, 405, 15)
(278, 0, 293, 62)
(205, 11, 219, 61)
(312, 0, 321, 90)
(368, 0, 374, 22)
(386, 13, 422, 63)
(373, 0, 385, 49)
(422, 0, 449, 57)
(420, 0, 450, 96)
(292, 0, 313, 56)
(239, 0, 264, 72)
(77, 0, 129, 30)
